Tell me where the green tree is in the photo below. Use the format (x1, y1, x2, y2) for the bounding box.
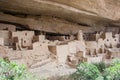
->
(0, 59, 37, 80)
(72, 59, 120, 80)
(93, 62, 106, 72)
(73, 62, 101, 80)
(104, 59, 120, 80)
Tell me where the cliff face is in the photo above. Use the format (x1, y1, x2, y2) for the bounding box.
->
(0, 0, 120, 34)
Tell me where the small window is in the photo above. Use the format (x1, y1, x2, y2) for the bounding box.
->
(24, 41, 26, 43)
(25, 33, 27, 36)
(65, 36, 67, 39)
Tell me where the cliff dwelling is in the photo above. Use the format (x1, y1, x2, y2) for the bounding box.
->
(0, 0, 120, 79)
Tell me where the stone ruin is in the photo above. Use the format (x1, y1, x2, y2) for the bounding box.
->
(1, 0, 120, 77)
(0, 24, 120, 71)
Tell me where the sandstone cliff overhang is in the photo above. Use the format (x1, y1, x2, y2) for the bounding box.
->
(0, 0, 120, 34)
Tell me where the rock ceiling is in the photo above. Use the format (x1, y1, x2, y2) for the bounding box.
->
(0, 0, 120, 34)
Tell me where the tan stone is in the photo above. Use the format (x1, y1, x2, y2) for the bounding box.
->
(0, 0, 120, 31)
(0, 46, 7, 58)
(33, 35, 45, 42)
(0, 23, 16, 31)
(104, 32, 119, 48)
(68, 41, 77, 54)
(76, 41, 86, 57)
(0, 30, 10, 46)
(0, 29, 120, 74)
(86, 56, 103, 63)
(86, 41, 98, 56)
(77, 30, 84, 41)
(98, 38, 105, 53)
(49, 45, 69, 63)
(0, 38, 4, 46)
(12, 31, 34, 49)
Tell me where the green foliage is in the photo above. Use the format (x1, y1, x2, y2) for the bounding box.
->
(95, 76, 104, 80)
(93, 62, 106, 72)
(73, 62, 101, 80)
(0, 59, 38, 80)
(104, 59, 120, 80)
(111, 59, 120, 66)
(72, 59, 120, 80)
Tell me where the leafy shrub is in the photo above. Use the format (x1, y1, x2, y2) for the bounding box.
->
(111, 59, 120, 66)
(0, 58, 37, 80)
(104, 65, 120, 80)
(73, 62, 101, 80)
(93, 62, 106, 72)
(72, 59, 120, 80)
(104, 59, 120, 80)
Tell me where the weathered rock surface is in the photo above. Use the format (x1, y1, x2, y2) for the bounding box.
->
(0, 0, 120, 33)
(0, 12, 93, 34)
